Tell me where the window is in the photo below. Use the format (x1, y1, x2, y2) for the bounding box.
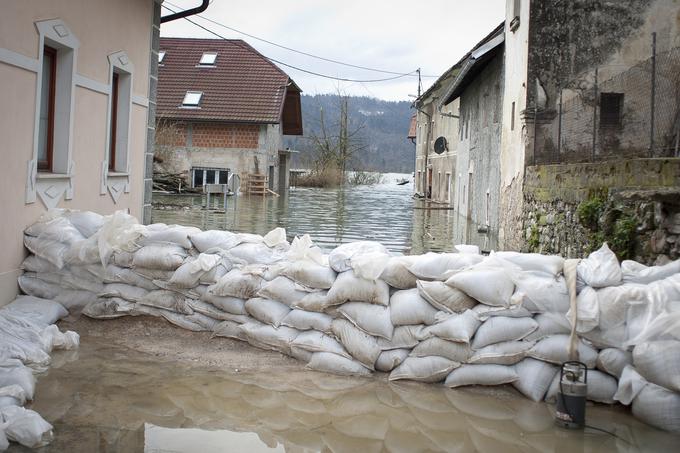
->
(105, 52, 133, 176)
(182, 91, 203, 107)
(109, 72, 119, 171)
(38, 45, 57, 171)
(199, 52, 217, 66)
(191, 167, 229, 188)
(511, 102, 516, 131)
(600, 93, 624, 128)
(445, 173, 452, 203)
(158, 51, 166, 64)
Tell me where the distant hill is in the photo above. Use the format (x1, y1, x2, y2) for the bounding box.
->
(284, 94, 416, 173)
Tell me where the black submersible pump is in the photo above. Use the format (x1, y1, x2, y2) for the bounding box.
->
(555, 361, 588, 429)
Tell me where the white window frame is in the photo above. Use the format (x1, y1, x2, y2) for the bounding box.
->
(182, 91, 203, 108)
(191, 167, 229, 188)
(26, 19, 79, 208)
(198, 52, 217, 66)
(158, 50, 166, 64)
(100, 51, 134, 202)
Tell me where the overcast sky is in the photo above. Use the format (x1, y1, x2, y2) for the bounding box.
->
(160, 0, 506, 101)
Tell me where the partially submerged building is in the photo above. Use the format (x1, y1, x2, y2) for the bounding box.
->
(155, 38, 303, 194)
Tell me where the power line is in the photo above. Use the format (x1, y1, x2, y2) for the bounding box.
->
(162, 1, 438, 79)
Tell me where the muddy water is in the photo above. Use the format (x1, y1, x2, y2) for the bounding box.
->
(17, 335, 678, 452)
(151, 174, 498, 255)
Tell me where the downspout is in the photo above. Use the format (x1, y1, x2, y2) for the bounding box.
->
(415, 103, 432, 198)
(161, 0, 210, 23)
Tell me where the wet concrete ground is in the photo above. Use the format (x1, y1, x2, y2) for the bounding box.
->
(10, 316, 680, 452)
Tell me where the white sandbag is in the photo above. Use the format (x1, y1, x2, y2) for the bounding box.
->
(408, 252, 484, 280)
(1, 296, 67, 326)
(111, 250, 135, 268)
(390, 289, 439, 326)
(338, 302, 393, 339)
(621, 258, 680, 284)
(24, 214, 84, 243)
(307, 352, 371, 377)
(198, 258, 233, 284)
(471, 317, 537, 350)
(0, 362, 35, 400)
(290, 291, 338, 312)
(138, 290, 193, 315)
(444, 364, 519, 388)
(565, 286, 599, 333)
(545, 369, 618, 404)
(495, 251, 564, 275)
(633, 340, 680, 392)
(161, 311, 218, 332)
(379, 256, 418, 289)
(524, 312, 571, 341)
(377, 325, 430, 350)
(20, 255, 59, 274)
(327, 270, 389, 306)
(262, 227, 288, 248)
(512, 272, 569, 313)
(17, 274, 61, 300)
(468, 340, 535, 366)
(39, 325, 79, 351)
(229, 242, 279, 265)
(240, 322, 299, 354)
(280, 309, 333, 333)
(23, 235, 69, 269)
(631, 382, 680, 433)
(95, 210, 146, 266)
(167, 253, 222, 288)
(455, 244, 480, 254)
(528, 334, 598, 368)
(280, 260, 336, 289)
(193, 286, 247, 315)
(211, 320, 247, 341)
(189, 230, 241, 252)
(104, 267, 156, 290)
(82, 298, 134, 319)
(513, 358, 558, 402)
(446, 267, 515, 307)
(208, 269, 263, 299)
(331, 319, 381, 369)
(99, 283, 148, 302)
(410, 337, 471, 362)
(132, 244, 187, 270)
(375, 349, 410, 372)
(244, 298, 291, 327)
(472, 303, 533, 321)
(426, 310, 481, 343)
(291, 330, 352, 359)
(0, 405, 53, 448)
(389, 356, 458, 383)
(416, 280, 476, 314)
(187, 299, 250, 323)
(257, 276, 314, 306)
(140, 225, 201, 249)
(67, 210, 104, 238)
(328, 241, 389, 273)
(576, 243, 622, 288)
(596, 348, 632, 378)
(0, 385, 27, 409)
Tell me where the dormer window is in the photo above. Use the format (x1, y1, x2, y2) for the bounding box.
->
(158, 51, 166, 64)
(182, 91, 203, 107)
(199, 52, 217, 66)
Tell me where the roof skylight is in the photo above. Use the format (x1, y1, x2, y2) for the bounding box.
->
(199, 52, 218, 66)
(182, 91, 203, 107)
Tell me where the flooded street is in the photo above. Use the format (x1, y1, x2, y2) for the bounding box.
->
(151, 174, 498, 255)
(14, 318, 678, 453)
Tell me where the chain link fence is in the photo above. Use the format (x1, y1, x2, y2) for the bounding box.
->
(533, 38, 680, 165)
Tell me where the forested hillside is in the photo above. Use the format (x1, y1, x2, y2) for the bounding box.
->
(284, 94, 415, 173)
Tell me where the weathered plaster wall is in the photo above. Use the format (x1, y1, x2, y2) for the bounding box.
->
(523, 158, 680, 263)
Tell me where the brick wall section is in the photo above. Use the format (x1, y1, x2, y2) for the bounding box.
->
(192, 123, 259, 148)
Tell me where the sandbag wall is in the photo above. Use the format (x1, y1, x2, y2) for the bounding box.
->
(18, 210, 680, 433)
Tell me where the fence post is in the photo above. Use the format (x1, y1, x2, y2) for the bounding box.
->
(592, 67, 598, 161)
(557, 85, 562, 162)
(650, 32, 657, 157)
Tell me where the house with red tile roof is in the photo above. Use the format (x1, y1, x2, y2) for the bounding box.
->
(156, 37, 303, 193)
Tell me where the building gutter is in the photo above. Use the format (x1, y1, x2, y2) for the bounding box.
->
(160, 0, 210, 23)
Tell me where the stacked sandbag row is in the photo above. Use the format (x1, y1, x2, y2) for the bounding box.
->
(0, 295, 80, 450)
(16, 209, 680, 433)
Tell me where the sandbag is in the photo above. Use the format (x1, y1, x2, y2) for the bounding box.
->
(633, 340, 680, 392)
(331, 319, 381, 369)
(167, 253, 222, 288)
(257, 276, 314, 306)
(187, 299, 250, 323)
(513, 358, 558, 402)
(229, 242, 279, 265)
(132, 244, 187, 270)
(576, 243, 622, 288)
(198, 259, 233, 285)
(375, 349, 410, 372)
(379, 256, 418, 289)
(471, 317, 537, 350)
(193, 286, 247, 315)
(523, 312, 571, 342)
(631, 382, 680, 433)
(280, 309, 332, 333)
(240, 322, 299, 355)
(327, 270, 389, 306)
(472, 303, 532, 321)
(338, 302, 393, 339)
(495, 251, 564, 276)
(20, 256, 59, 274)
(280, 260, 336, 290)
(426, 310, 480, 343)
(377, 325, 430, 350)
(211, 320, 247, 341)
(307, 352, 371, 377)
(138, 290, 193, 315)
(82, 298, 133, 319)
(0, 363, 35, 400)
(416, 280, 476, 314)
(565, 286, 599, 333)
(189, 230, 241, 252)
(67, 210, 104, 238)
(621, 258, 680, 285)
(290, 291, 338, 312)
(513, 272, 569, 314)
(39, 325, 79, 351)
(444, 364, 519, 388)
(528, 334, 598, 368)
(0, 405, 53, 448)
(140, 225, 201, 249)
(408, 252, 484, 280)
(328, 241, 390, 276)
(390, 289, 439, 326)
(410, 337, 471, 363)
(1, 296, 67, 326)
(99, 283, 148, 302)
(389, 356, 458, 383)
(596, 348, 632, 378)
(208, 269, 263, 299)
(291, 330, 352, 359)
(161, 311, 218, 332)
(244, 298, 291, 327)
(468, 340, 535, 366)
(446, 267, 515, 307)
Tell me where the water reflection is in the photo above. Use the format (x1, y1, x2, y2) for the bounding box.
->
(19, 335, 678, 452)
(151, 174, 498, 254)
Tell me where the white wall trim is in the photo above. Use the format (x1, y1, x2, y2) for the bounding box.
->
(74, 74, 110, 95)
(0, 48, 39, 73)
(132, 95, 149, 107)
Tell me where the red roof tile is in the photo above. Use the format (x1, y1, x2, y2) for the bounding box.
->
(157, 37, 300, 123)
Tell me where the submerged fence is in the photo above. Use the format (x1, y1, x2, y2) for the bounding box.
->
(533, 39, 680, 165)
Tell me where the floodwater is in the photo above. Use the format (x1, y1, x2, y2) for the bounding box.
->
(17, 335, 679, 452)
(151, 173, 498, 255)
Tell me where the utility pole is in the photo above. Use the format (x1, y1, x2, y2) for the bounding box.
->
(417, 68, 421, 99)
